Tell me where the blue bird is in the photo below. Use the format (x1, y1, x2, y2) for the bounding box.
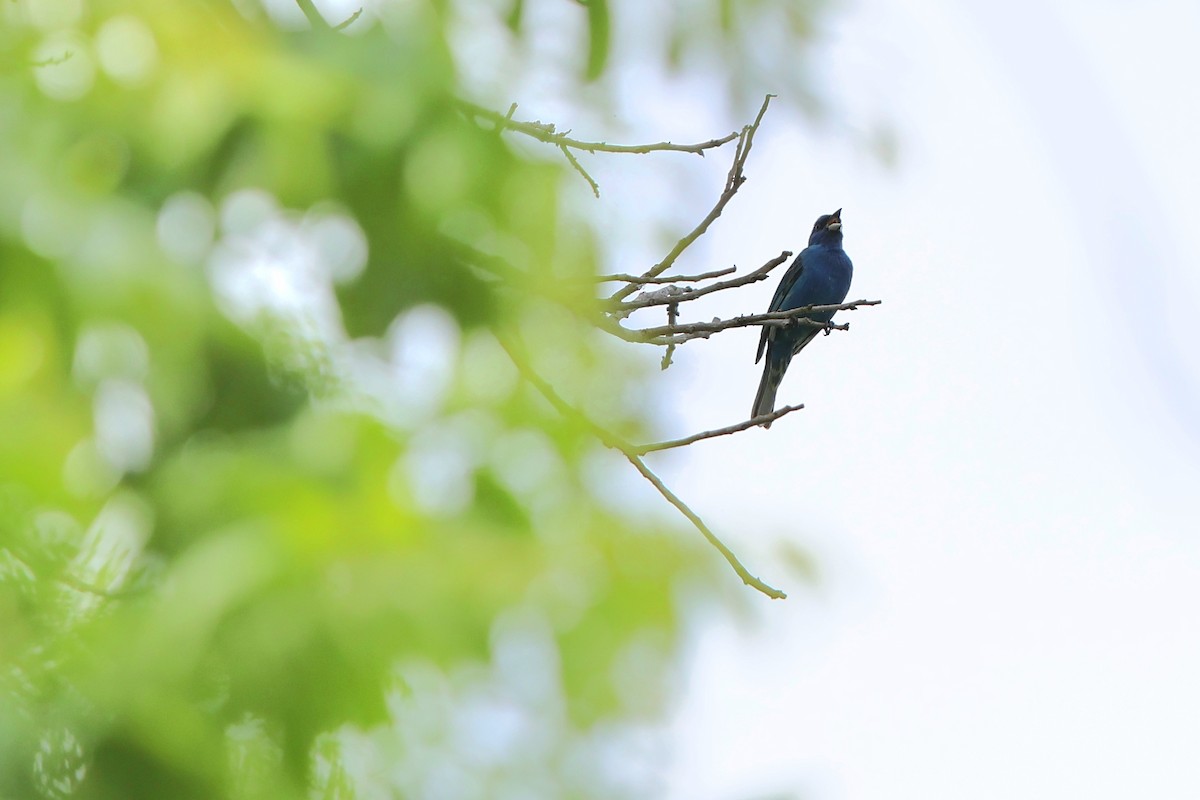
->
(752, 208, 854, 424)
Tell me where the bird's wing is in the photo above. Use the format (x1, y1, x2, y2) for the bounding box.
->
(756, 250, 806, 364)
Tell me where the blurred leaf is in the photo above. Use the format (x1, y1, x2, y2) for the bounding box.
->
(505, 0, 525, 33)
(584, 0, 611, 80)
(190, 319, 307, 435)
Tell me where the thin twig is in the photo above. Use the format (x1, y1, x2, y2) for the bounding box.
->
(607, 94, 776, 304)
(560, 144, 600, 197)
(636, 318, 847, 346)
(633, 405, 805, 454)
(595, 266, 735, 284)
(459, 101, 740, 155)
(333, 8, 362, 30)
(613, 250, 791, 312)
(661, 303, 679, 369)
(496, 333, 786, 600)
(609, 299, 882, 345)
(638, 305, 857, 339)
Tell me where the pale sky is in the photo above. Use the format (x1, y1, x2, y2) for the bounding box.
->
(644, 1, 1200, 798)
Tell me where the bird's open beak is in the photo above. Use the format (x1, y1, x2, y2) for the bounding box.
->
(827, 208, 842, 231)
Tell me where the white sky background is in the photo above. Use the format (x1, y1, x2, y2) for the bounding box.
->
(629, 1, 1200, 799)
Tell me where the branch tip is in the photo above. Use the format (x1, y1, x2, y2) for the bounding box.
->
(634, 404, 805, 454)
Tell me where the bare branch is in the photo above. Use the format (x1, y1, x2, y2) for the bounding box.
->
(458, 101, 740, 155)
(595, 266, 735, 285)
(607, 94, 777, 304)
(610, 299, 882, 345)
(641, 311, 847, 341)
(633, 405, 805, 454)
(653, 318, 849, 346)
(560, 144, 600, 197)
(613, 250, 791, 313)
(496, 333, 786, 600)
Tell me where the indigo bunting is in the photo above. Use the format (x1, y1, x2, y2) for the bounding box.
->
(752, 209, 854, 424)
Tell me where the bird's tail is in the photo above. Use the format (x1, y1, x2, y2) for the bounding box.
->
(751, 357, 788, 427)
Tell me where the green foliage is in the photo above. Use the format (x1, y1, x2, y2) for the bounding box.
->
(0, 0, 829, 796)
(583, 0, 611, 81)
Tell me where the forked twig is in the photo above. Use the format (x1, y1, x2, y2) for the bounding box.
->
(560, 144, 600, 197)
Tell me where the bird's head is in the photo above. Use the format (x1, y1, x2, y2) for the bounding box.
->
(808, 208, 843, 246)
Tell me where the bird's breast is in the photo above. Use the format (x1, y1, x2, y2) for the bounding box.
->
(787, 247, 853, 310)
